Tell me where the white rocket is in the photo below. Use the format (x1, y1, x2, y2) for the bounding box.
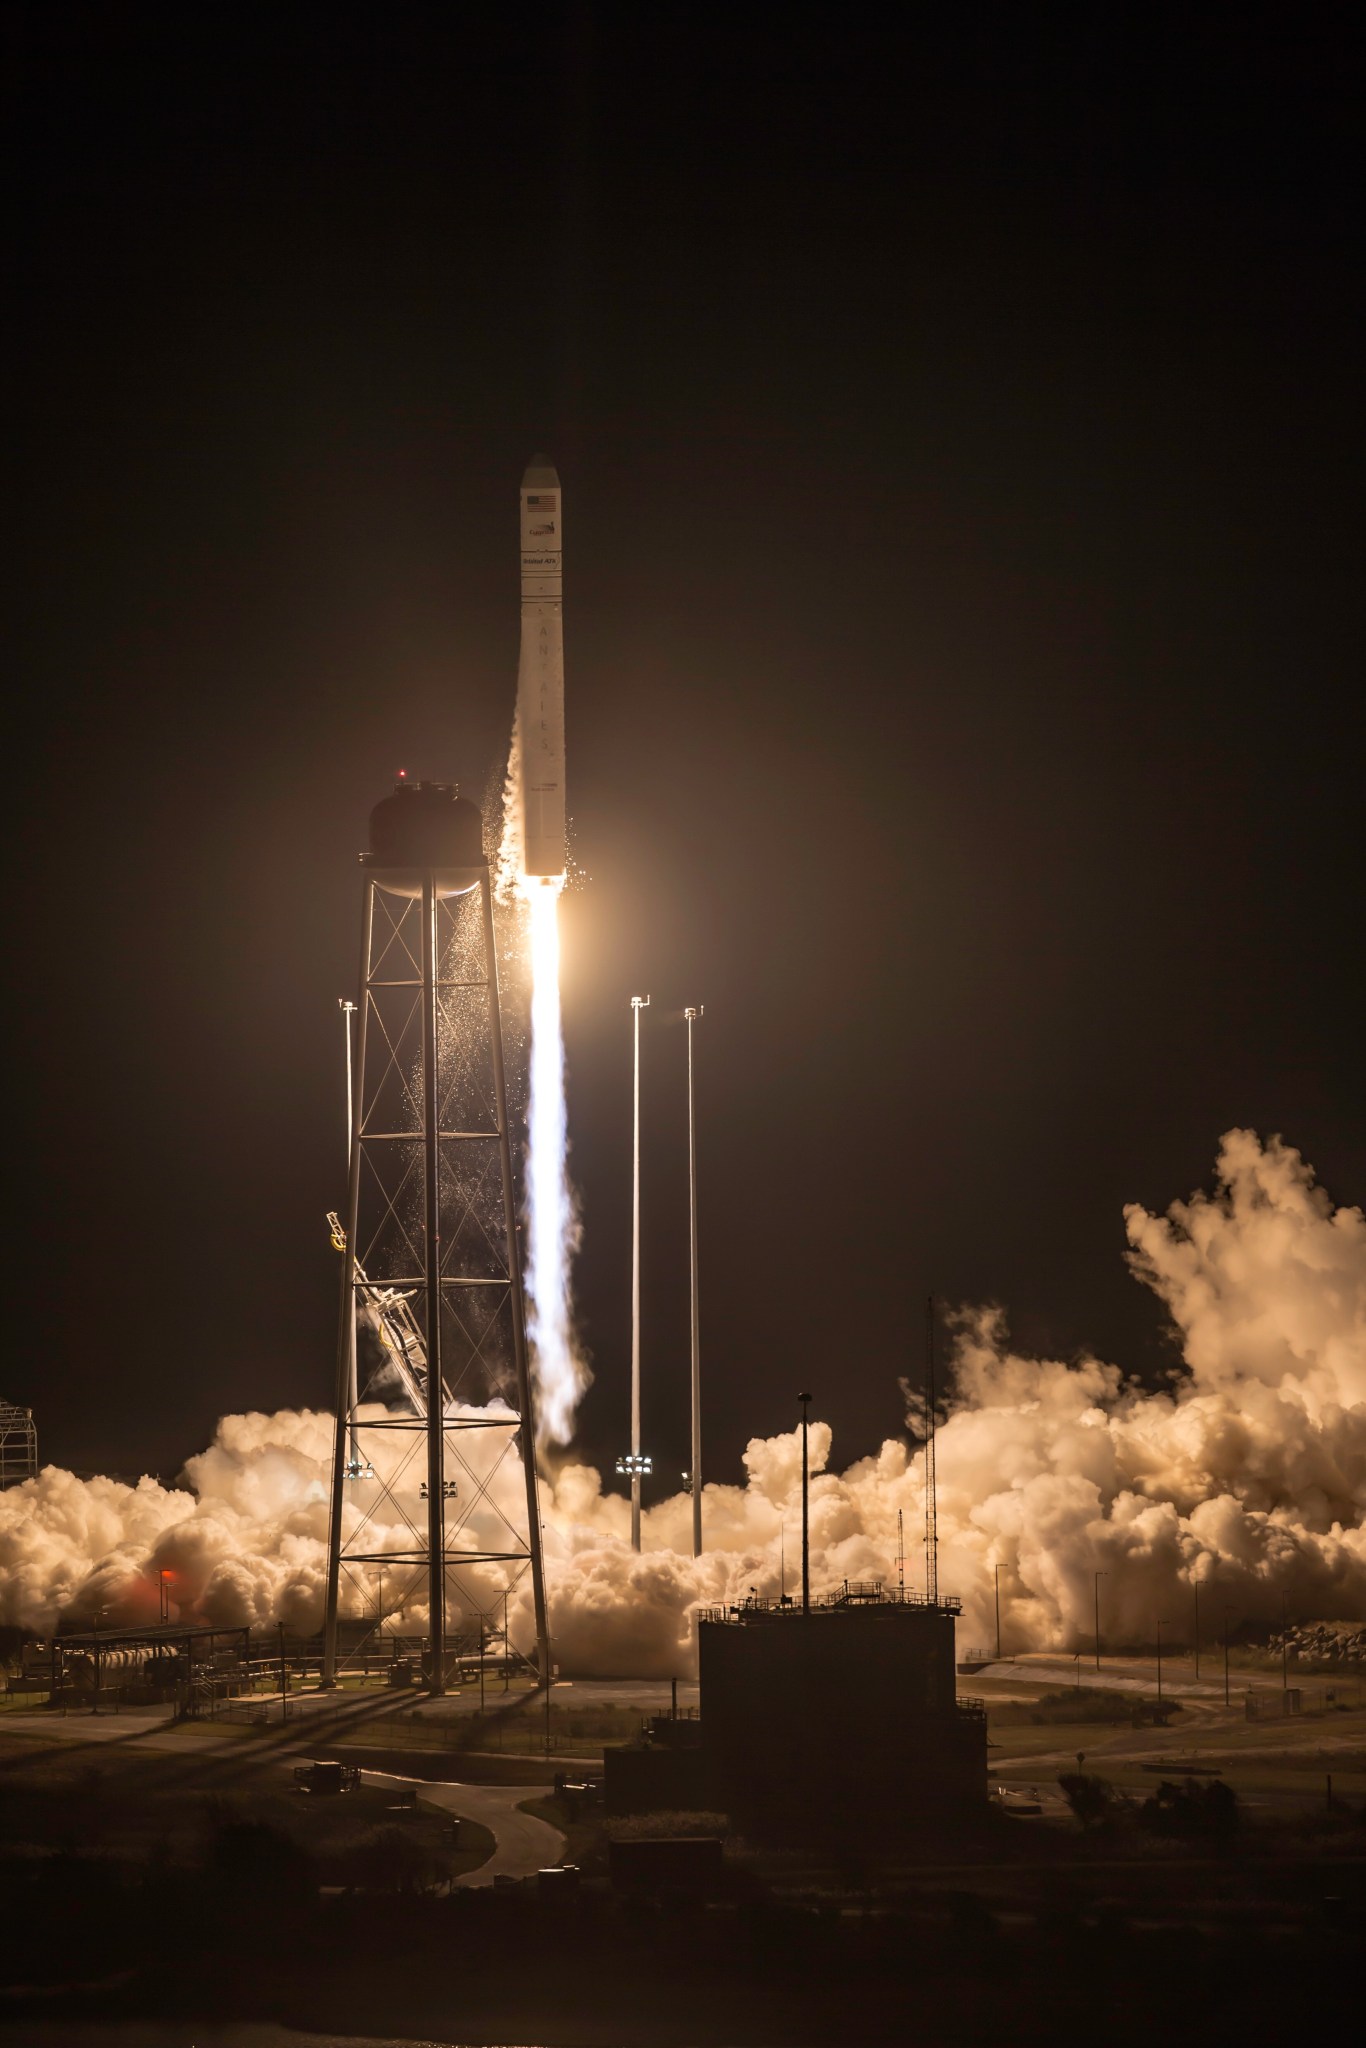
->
(517, 456, 566, 880)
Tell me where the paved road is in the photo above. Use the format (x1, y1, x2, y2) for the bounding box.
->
(363, 1772, 565, 1885)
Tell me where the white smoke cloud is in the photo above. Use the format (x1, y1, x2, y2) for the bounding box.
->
(2, 1133, 1362, 1674)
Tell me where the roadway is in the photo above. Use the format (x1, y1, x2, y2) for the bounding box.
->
(0, 1696, 565, 1886)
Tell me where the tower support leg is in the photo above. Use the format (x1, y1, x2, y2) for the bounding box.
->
(481, 874, 551, 1684)
(323, 879, 373, 1688)
(422, 874, 446, 1695)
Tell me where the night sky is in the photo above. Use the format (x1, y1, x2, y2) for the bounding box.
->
(11, 10, 1361, 1491)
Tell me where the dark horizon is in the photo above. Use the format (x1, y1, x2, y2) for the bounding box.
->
(10, 8, 1361, 1492)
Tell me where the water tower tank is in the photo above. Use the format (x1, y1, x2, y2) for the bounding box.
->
(364, 778, 485, 895)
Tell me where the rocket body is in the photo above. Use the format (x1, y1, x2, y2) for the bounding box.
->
(517, 458, 566, 880)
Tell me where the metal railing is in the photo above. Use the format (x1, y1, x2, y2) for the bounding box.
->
(700, 1583, 963, 1625)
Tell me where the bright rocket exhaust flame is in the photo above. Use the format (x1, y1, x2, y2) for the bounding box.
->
(520, 875, 587, 1444)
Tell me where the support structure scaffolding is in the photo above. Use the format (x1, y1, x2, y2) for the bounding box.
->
(322, 807, 549, 1694)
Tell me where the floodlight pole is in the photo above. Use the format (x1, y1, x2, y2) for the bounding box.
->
(1193, 1578, 1200, 1680)
(1222, 1605, 1231, 1708)
(339, 998, 360, 1475)
(994, 1562, 1004, 1661)
(1094, 1569, 1107, 1672)
(684, 1005, 704, 1558)
(323, 883, 373, 1689)
(799, 1391, 812, 1616)
(629, 996, 650, 1551)
(923, 1296, 938, 1604)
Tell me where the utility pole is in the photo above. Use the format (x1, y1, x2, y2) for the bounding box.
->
(1094, 1569, 1107, 1673)
(684, 1005, 703, 1558)
(1157, 1615, 1167, 1702)
(799, 1392, 812, 1616)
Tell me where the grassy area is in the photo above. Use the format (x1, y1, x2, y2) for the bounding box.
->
(991, 1697, 1366, 1820)
(343, 1697, 641, 1757)
(0, 1738, 495, 1886)
(991, 1686, 1181, 1726)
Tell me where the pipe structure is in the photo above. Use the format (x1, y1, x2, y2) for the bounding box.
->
(798, 1391, 812, 1616)
(684, 1005, 703, 1557)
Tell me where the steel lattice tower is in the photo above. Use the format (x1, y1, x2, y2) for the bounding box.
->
(0, 1401, 37, 1489)
(322, 780, 549, 1694)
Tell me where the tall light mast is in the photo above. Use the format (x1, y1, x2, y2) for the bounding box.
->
(617, 994, 651, 1550)
(338, 997, 362, 1480)
(684, 1005, 704, 1557)
(924, 1294, 939, 1604)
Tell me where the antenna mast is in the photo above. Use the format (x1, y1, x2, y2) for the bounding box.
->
(924, 1294, 939, 1604)
(896, 1507, 905, 1599)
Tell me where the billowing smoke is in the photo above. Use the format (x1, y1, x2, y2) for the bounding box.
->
(3, 1132, 1362, 1674)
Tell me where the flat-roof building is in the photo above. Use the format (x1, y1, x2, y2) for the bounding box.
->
(698, 1583, 987, 1838)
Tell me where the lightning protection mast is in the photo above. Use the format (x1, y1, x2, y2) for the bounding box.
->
(924, 1294, 939, 1605)
(684, 1004, 704, 1557)
(617, 995, 652, 1549)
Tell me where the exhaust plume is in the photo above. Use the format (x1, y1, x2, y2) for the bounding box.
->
(496, 719, 590, 1446)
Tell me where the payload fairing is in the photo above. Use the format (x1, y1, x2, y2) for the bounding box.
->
(517, 457, 566, 881)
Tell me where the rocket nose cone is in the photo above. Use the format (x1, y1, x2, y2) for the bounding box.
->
(522, 454, 560, 489)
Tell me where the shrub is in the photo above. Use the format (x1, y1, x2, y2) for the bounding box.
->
(1057, 1772, 1132, 1830)
(1138, 1778, 1239, 1839)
